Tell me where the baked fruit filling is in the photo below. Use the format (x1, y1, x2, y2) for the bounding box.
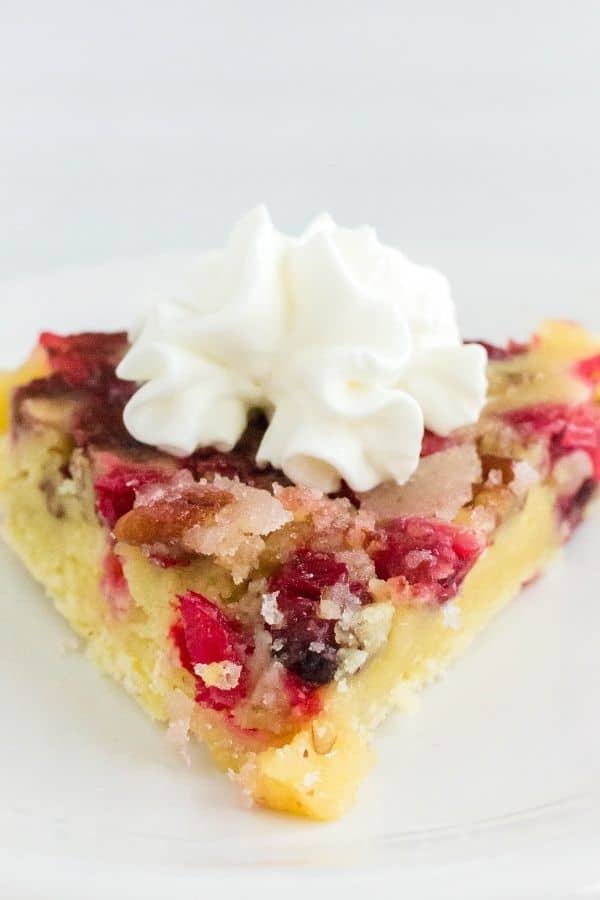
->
(1, 319, 599, 819)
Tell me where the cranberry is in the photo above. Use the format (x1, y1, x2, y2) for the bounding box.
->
(267, 550, 352, 686)
(270, 549, 348, 598)
(331, 480, 360, 507)
(505, 403, 600, 478)
(174, 591, 250, 711)
(41, 332, 138, 448)
(372, 516, 484, 603)
(171, 597, 325, 715)
(100, 545, 132, 619)
(12, 374, 74, 431)
(279, 640, 338, 685)
(29, 332, 141, 450)
(574, 353, 600, 384)
(558, 478, 597, 533)
(72, 392, 139, 449)
(102, 546, 128, 593)
(506, 403, 569, 435)
(170, 620, 193, 672)
(186, 449, 262, 484)
(40, 331, 128, 390)
(185, 448, 284, 490)
(420, 431, 453, 457)
(185, 414, 288, 488)
(283, 671, 322, 717)
(94, 465, 169, 528)
(467, 339, 529, 361)
(148, 551, 191, 569)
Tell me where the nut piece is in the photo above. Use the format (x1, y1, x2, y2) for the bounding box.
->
(114, 489, 232, 545)
(193, 661, 242, 690)
(311, 720, 337, 755)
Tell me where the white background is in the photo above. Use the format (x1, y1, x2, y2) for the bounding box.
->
(1, 1, 599, 282)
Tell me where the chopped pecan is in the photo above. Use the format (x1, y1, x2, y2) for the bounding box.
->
(114, 489, 232, 546)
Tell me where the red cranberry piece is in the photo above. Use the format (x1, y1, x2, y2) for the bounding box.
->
(372, 516, 484, 603)
(505, 403, 600, 478)
(11, 374, 74, 432)
(170, 620, 193, 672)
(184, 412, 287, 488)
(186, 449, 260, 484)
(40, 331, 129, 389)
(174, 591, 250, 711)
(505, 403, 568, 436)
(279, 639, 338, 685)
(467, 339, 529, 361)
(185, 447, 287, 490)
(283, 671, 322, 718)
(270, 549, 348, 599)
(179, 592, 245, 665)
(420, 430, 454, 457)
(94, 465, 169, 528)
(100, 545, 131, 618)
(574, 353, 600, 384)
(558, 478, 597, 534)
(331, 480, 360, 507)
(267, 550, 351, 686)
(72, 394, 139, 449)
(148, 551, 191, 569)
(561, 411, 600, 475)
(31, 332, 140, 450)
(40, 330, 127, 357)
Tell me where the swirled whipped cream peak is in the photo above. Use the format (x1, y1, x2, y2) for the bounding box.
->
(117, 206, 488, 492)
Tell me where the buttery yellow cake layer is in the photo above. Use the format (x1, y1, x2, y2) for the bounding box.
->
(1, 320, 599, 819)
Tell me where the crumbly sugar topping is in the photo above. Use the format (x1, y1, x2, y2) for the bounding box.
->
(360, 443, 482, 523)
(193, 660, 243, 690)
(336, 647, 369, 677)
(260, 591, 284, 626)
(182, 476, 292, 583)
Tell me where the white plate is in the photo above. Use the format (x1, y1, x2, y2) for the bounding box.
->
(1, 253, 599, 900)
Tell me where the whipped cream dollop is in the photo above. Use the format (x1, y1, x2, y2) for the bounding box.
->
(117, 207, 487, 492)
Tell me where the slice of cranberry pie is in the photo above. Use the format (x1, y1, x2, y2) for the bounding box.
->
(1, 318, 599, 819)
